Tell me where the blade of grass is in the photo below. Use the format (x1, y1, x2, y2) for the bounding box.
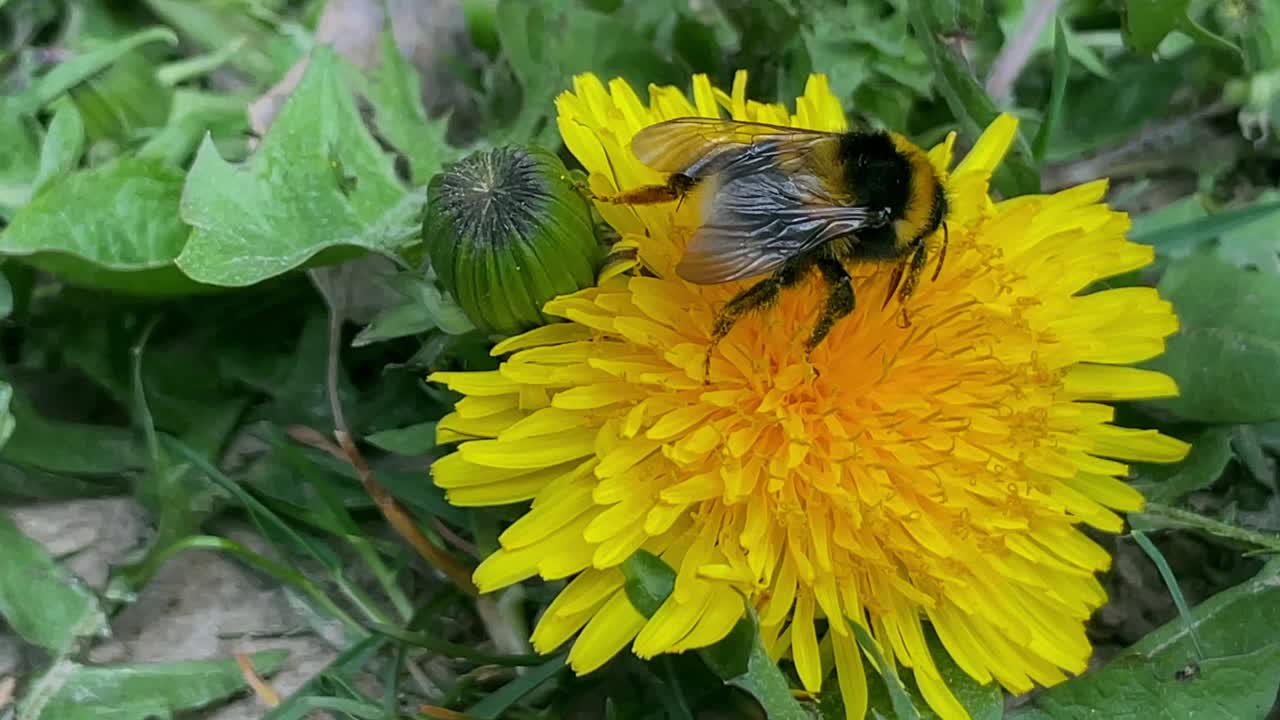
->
(134, 534, 363, 633)
(271, 428, 412, 620)
(1032, 19, 1070, 164)
(1132, 530, 1205, 661)
(364, 623, 549, 666)
(463, 656, 566, 719)
(162, 435, 390, 627)
(164, 435, 341, 569)
(263, 635, 388, 720)
(1130, 200, 1280, 253)
(334, 430, 479, 597)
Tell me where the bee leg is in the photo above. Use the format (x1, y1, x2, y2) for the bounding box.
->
(592, 173, 698, 206)
(881, 263, 906, 310)
(931, 222, 949, 282)
(805, 255, 856, 357)
(703, 259, 810, 382)
(895, 239, 931, 328)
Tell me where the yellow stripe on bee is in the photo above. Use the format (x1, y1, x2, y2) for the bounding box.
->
(888, 132, 943, 248)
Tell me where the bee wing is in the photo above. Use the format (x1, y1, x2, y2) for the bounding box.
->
(676, 170, 889, 284)
(631, 118, 837, 178)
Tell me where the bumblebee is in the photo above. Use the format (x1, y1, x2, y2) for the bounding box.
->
(592, 117, 950, 374)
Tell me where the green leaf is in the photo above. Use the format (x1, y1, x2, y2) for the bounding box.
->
(0, 106, 42, 217)
(366, 29, 456, 184)
(156, 36, 248, 86)
(0, 463, 126, 500)
(1, 394, 140, 476)
(177, 48, 413, 286)
(10, 27, 178, 115)
(140, 0, 299, 83)
(835, 626, 1001, 720)
(68, 47, 172, 146)
(0, 381, 14, 451)
(1007, 559, 1280, 720)
(851, 622, 921, 720)
(1044, 60, 1185, 164)
(365, 422, 438, 455)
(0, 270, 11, 320)
(1123, 0, 1187, 55)
(1122, 0, 1240, 57)
(0, 512, 108, 655)
(1132, 199, 1280, 259)
(137, 89, 251, 167)
(907, 0, 1039, 197)
(620, 550, 808, 719)
(495, 0, 609, 146)
(1144, 256, 1280, 423)
(1130, 427, 1234, 504)
(352, 274, 475, 346)
(17, 650, 290, 720)
(1213, 191, 1280, 275)
(31, 101, 85, 195)
(715, 613, 811, 720)
(620, 549, 678, 617)
(801, 2, 931, 125)
(0, 157, 204, 294)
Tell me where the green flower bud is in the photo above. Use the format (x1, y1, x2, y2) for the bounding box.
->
(424, 146, 603, 336)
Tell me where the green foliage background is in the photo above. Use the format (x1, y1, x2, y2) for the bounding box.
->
(0, 0, 1278, 718)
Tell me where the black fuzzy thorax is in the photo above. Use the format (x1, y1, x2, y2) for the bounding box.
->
(837, 132, 912, 220)
(836, 131, 914, 258)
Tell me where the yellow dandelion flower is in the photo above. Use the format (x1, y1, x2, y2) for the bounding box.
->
(429, 71, 1191, 719)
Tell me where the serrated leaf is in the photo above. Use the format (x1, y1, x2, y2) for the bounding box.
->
(1122, 0, 1239, 57)
(136, 89, 251, 167)
(1130, 427, 1234, 504)
(0, 156, 203, 294)
(1144, 256, 1280, 423)
(495, 0, 610, 146)
(0, 512, 108, 655)
(1007, 559, 1280, 720)
(31, 100, 84, 195)
(140, 0, 298, 83)
(10, 27, 177, 115)
(1123, 0, 1187, 55)
(177, 48, 413, 287)
(17, 650, 289, 720)
(907, 0, 1039, 197)
(366, 29, 456, 184)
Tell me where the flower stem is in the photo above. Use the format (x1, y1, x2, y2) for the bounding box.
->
(1138, 503, 1280, 553)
